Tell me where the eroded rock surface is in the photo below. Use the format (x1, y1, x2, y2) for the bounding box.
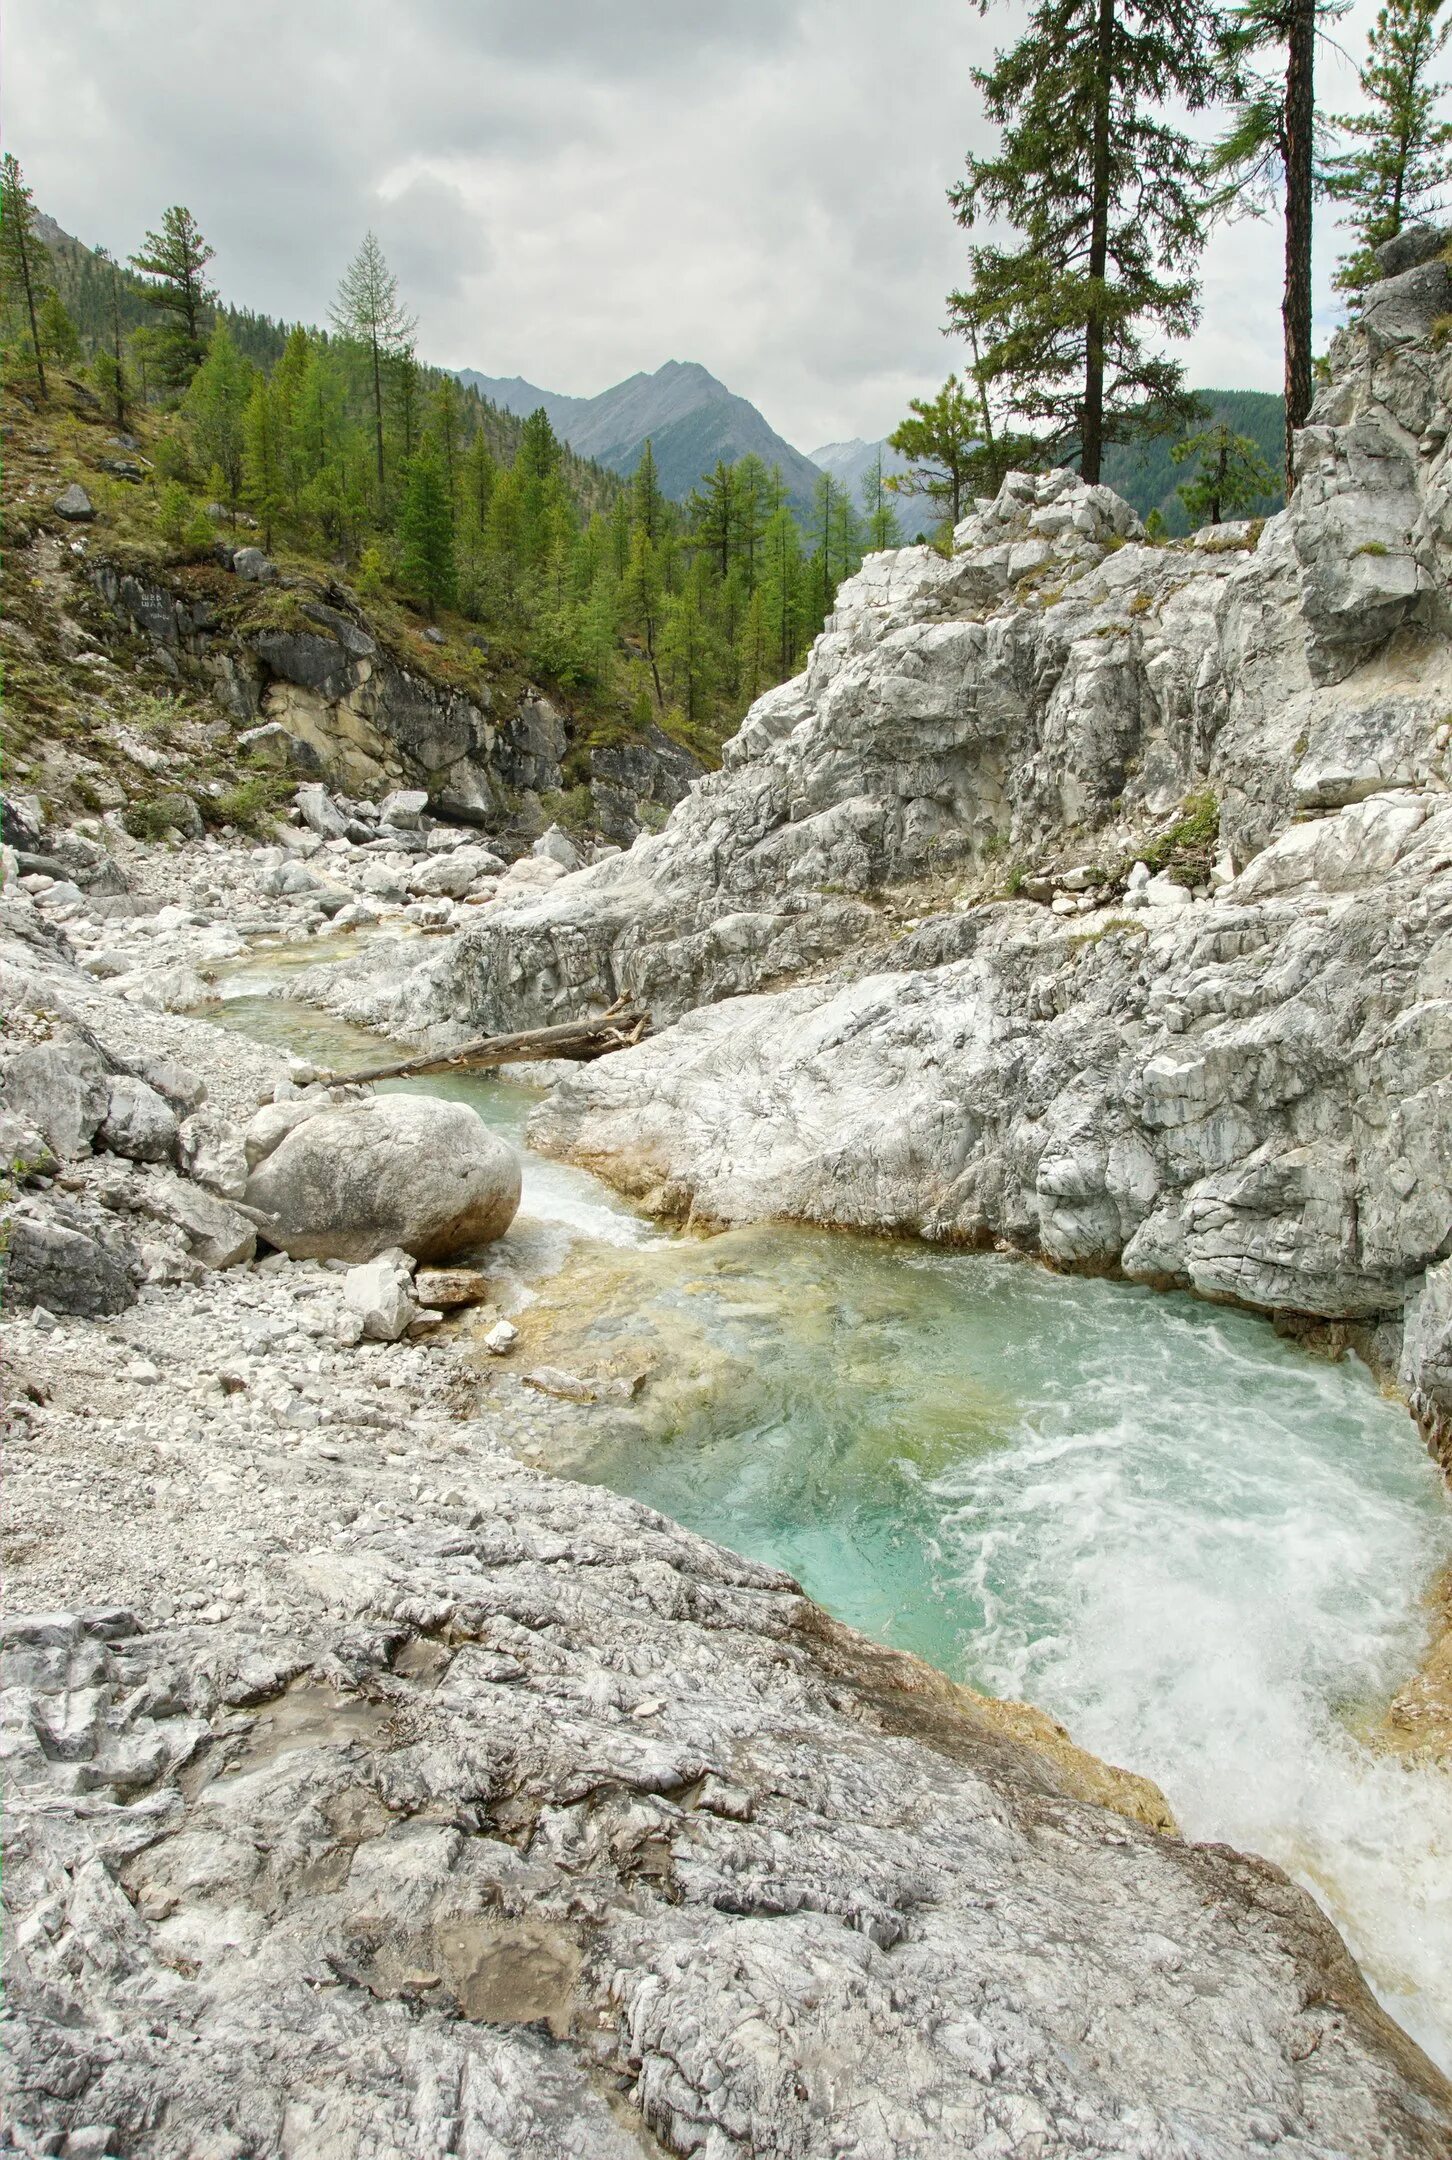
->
(5, 1431, 1450, 2160)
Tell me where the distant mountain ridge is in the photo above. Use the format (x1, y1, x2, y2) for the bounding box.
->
(456, 359, 824, 515)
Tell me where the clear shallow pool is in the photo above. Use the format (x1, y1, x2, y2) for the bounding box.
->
(210, 987, 1452, 2068)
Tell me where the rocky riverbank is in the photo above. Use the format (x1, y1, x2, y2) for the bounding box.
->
(5, 828, 1452, 2153)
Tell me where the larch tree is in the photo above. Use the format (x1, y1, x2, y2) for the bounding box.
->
(330, 233, 416, 501)
(1327, 0, 1452, 290)
(688, 461, 737, 578)
(93, 247, 130, 428)
(861, 452, 904, 551)
(1173, 419, 1278, 522)
(887, 376, 984, 529)
(1, 153, 53, 400)
(1212, 1, 1344, 485)
(397, 441, 457, 615)
(630, 440, 667, 544)
(243, 375, 288, 550)
(129, 206, 216, 390)
(948, 0, 1222, 483)
(184, 321, 253, 514)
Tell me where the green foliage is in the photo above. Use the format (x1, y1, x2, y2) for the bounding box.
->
(947, 0, 1222, 480)
(888, 376, 987, 527)
(157, 479, 193, 548)
(1103, 389, 1285, 531)
(38, 290, 80, 367)
(1173, 419, 1278, 524)
(129, 205, 216, 391)
(1, 152, 54, 400)
(184, 321, 253, 510)
(207, 770, 291, 835)
(396, 442, 457, 614)
(1140, 789, 1220, 874)
(1327, 0, 1452, 291)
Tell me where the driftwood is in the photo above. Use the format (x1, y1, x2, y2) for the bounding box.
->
(315, 995, 649, 1087)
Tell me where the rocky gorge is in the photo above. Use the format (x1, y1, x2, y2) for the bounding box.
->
(5, 237, 1452, 2156)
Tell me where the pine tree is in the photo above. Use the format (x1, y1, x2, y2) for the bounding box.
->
(243, 375, 287, 549)
(397, 442, 457, 614)
(688, 461, 737, 577)
(330, 233, 416, 501)
(184, 322, 253, 514)
(0, 153, 53, 399)
(737, 584, 772, 705)
(887, 377, 984, 529)
(622, 529, 667, 703)
(129, 206, 216, 390)
(948, 0, 1221, 481)
(759, 506, 805, 678)
(516, 407, 563, 564)
(861, 452, 904, 550)
(93, 247, 129, 428)
(431, 375, 464, 499)
(660, 563, 721, 725)
(38, 290, 80, 368)
(631, 440, 667, 544)
(1173, 420, 1278, 522)
(1212, 2, 1343, 484)
(733, 454, 771, 584)
(1327, 0, 1452, 289)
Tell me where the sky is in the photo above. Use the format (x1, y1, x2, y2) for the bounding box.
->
(6, 0, 1413, 452)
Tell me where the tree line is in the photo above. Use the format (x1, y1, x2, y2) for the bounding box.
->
(0, 185, 905, 752)
(888, 0, 1452, 528)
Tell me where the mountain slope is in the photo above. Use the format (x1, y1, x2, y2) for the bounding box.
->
(457, 359, 823, 513)
(1101, 390, 1286, 533)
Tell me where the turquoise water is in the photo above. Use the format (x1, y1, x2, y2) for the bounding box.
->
(210, 982, 1452, 2068)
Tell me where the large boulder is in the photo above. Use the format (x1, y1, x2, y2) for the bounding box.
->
(0, 1039, 110, 1161)
(243, 1093, 521, 1262)
(96, 1076, 179, 1164)
(3, 1214, 136, 1317)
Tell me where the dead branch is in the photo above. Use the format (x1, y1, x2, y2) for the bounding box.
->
(314, 995, 650, 1087)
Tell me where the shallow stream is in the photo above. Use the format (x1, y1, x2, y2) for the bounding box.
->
(211, 966, 1452, 2069)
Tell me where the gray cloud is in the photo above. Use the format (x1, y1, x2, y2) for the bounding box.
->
(8, 0, 1390, 447)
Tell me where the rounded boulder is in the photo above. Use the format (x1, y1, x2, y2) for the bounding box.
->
(244, 1092, 521, 1263)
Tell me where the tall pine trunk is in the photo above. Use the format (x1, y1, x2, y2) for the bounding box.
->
(1081, 0, 1116, 484)
(369, 333, 385, 499)
(1282, 0, 1315, 490)
(15, 217, 46, 401)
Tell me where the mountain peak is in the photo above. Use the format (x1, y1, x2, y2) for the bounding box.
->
(456, 358, 822, 512)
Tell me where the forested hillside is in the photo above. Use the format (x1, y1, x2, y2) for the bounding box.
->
(1102, 391, 1286, 533)
(6, 193, 878, 765)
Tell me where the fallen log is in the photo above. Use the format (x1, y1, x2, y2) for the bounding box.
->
(314, 996, 649, 1087)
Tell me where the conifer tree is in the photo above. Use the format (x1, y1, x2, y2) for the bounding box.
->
(688, 461, 737, 577)
(38, 290, 80, 368)
(631, 440, 667, 544)
(759, 505, 805, 677)
(949, 0, 1221, 481)
(737, 584, 772, 705)
(243, 375, 287, 549)
(1, 153, 52, 399)
(1173, 419, 1278, 522)
(660, 560, 721, 724)
(1212, 1, 1343, 483)
(93, 247, 129, 428)
(861, 452, 904, 550)
(397, 442, 457, 614)
(129, 206, 216, 390)
(431, 375, 464, 499)
(184, 321, 252, 513)
(330, 233, 415, 500)
(622, 529, 667, 702)
(887, 376, 983, 529)
(1327, 0, 1452, 289)
(733, 454, 771, 583)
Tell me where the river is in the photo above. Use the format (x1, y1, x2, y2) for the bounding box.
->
(209, 969, 1452, 2071)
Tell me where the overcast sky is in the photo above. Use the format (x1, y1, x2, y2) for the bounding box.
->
(8, 0, 1409, 450)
